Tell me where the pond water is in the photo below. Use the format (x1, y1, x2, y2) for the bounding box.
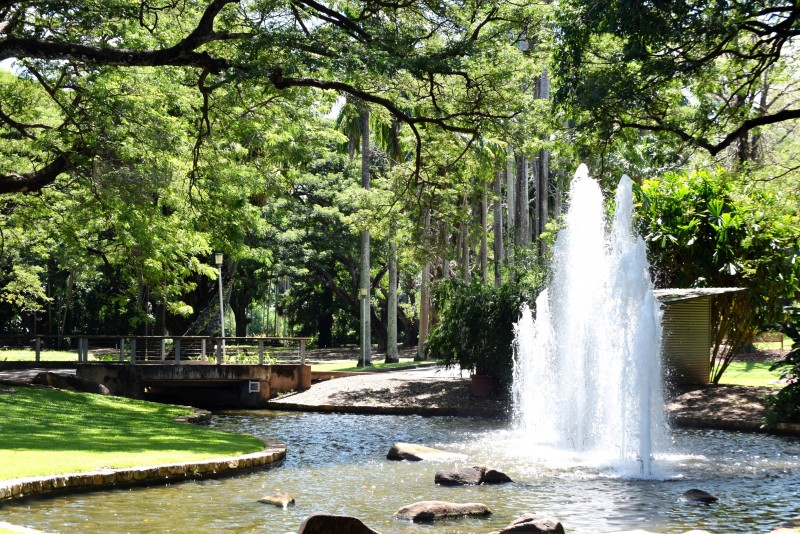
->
(2, 411, 799, 533)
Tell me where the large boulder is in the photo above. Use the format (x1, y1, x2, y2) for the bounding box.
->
(434, 465, 513, 486)
(296, 513, 378, 534)
(490, 513, 564, 533)
(31, 372, 109, 395)
(386, 442, 466, 462)
(395, 500, 491, 522)
(681, 489, 718, 504)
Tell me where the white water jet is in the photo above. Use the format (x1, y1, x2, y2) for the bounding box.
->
(512, 164, 666, 478)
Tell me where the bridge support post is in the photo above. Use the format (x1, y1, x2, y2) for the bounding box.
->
(35, 336, 41, 362)
(300, 339, 306, 365)
(175, 339, 181, 366)
(258, 340, 265, 365)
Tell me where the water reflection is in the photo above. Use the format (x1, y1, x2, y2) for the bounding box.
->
(1, 413, 798, 533)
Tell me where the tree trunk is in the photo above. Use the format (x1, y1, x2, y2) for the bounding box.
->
(418, 260, 431, 360)
(535, 69, 551, 260)
(515, 154, 531, 251)
(417, 209, 431, 361)
(506, 148, 516, 273)
(231, 299, 250, 338)
(386, 240, 400, 362)
(480, 182, 489, 283)
(359, 104, 372, 366)
(439, 220, 450, 280)
(493, 168, 504, 287)
(461, 193, 471, 282)
(58, 271, 74, 347)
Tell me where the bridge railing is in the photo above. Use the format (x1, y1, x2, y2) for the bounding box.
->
(0, 334, 312, 365)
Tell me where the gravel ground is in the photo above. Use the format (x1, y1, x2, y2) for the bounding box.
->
(268, 366, 509, 417)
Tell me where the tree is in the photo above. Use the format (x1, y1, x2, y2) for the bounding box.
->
(637, 168, 800, 382)
(1, 0, 541, 194)
(554, 1, 800, 162)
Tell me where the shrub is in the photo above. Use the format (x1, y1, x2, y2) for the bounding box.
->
(426, 279, 531, 391)
(764, 306, 800, 425)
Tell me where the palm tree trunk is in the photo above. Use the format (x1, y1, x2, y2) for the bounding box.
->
(359, 104, 372, 366)
(493, 168, 504, 286)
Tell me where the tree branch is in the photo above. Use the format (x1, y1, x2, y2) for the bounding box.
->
(0, 154, 70, 193)
(0, 0, 237, 72)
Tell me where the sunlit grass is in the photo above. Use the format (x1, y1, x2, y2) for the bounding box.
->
(0, 387, 264, 480)
(718, 361, 783, 388)
(0, 349, 84, 362)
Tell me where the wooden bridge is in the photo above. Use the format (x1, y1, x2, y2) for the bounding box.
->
(2, 334, 312, 408)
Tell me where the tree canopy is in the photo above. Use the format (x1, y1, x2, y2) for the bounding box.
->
(0, 0, 543, 193)
(554, 0, 800, 161)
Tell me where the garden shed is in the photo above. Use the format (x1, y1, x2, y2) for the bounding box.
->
(654, 287, 745, 386)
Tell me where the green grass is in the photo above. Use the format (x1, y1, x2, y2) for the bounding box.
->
(0, 349, 84, 362)
(0, 386, 263, 480)
(311, 358, 442, 373)
(717, 361, 783, 388)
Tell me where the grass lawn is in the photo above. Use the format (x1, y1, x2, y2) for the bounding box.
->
(717, 361, 783, 388)
(311, 358, 442, 373)
(0, 386, 264, 480)
(0, 349, 83, 362)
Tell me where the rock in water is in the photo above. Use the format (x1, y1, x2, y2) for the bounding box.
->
(386, 442, 466, 461)
(297, 513, 378, 534)
(491, 512, 565, 533)
(478, 465, 513, 484)
(395, 501, 491, 522)
(681, 489, 718, 504)
(434, 467, 483, 486)
(434, 465, 513, 486)
(257, 493, 295, 507)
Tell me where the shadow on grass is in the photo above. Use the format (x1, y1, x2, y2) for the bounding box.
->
(0, 386, 258, 455)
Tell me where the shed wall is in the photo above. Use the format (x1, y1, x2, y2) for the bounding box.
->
(661, 298, 710, 385)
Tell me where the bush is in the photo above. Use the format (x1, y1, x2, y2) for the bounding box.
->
(764, 306, 800, 425)
(426, 279, 531, 391)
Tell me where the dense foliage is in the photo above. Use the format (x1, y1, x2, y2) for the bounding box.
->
(636, 168, 800, 382)
(554, 0, 800, 165)
(1, 1, 798, 372)
(426, 280, 531, 390)
(765, 307, 800, 425)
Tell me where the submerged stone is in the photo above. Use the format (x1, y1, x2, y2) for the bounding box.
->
(681, 489, 718, 504)
(258, 492, 295, 507)
(386, 442, 465, 461)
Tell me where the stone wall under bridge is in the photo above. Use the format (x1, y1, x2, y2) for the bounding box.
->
(76, 363, 311, 408)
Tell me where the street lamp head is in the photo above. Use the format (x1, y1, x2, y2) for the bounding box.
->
(215, 252, 223, 267)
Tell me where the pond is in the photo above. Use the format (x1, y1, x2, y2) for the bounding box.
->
(2, 411, 799, 533)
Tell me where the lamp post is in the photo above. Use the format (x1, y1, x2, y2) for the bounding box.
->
(215, 252, 226, 360)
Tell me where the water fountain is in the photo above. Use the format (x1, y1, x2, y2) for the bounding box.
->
(3, 165, 799, 533)
(512, 164, 666, 477)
